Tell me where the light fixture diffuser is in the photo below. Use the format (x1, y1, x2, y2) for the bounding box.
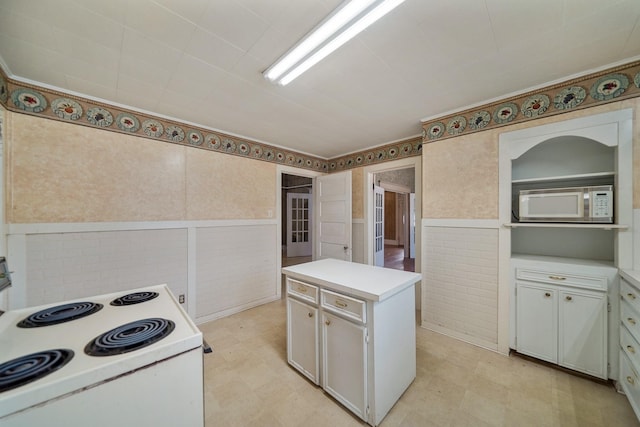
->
(263, 0, 405, 86)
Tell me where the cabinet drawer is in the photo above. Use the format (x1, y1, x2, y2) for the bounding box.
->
(622, 300, 640, 344)
(620, 352, 640, 410)
(621, 325, 640, 368)
(287, 278, 318, 304)
(516, 268, 607, 291)
(321, 289, 366, 323)
(622, 277, 640, 313)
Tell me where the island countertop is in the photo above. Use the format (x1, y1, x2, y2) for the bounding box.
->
(282, 258, 421, 302)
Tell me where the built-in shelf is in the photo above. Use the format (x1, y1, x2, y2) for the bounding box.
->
(504, 223, 628, 230)
(511, 171, 615, 184)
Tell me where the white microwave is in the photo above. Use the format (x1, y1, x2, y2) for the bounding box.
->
(518, 185, 613, 223)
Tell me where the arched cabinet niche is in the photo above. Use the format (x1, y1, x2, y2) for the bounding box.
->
(511, 136, 617, 261)
(497, 109, 632, 382)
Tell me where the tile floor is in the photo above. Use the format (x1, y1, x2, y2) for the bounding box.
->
(200, 298, 640, 427)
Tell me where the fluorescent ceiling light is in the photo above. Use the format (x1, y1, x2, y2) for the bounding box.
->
(263, 0, 405, 86)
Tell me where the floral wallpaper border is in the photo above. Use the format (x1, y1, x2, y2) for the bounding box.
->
(328, 136, 422, 171)
(421, 60, 640, 143)
(2, 60, 638, 172)
(0, 67, 422, 172)
(0, 68, 333, 171)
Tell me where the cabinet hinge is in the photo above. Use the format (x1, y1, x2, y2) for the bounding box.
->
(608, 363, 611, 374)
(365, 332, 369, 344)
(608, 302, 611, 313)
(366, 406, 370, 417)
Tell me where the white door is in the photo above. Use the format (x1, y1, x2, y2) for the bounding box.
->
(287, 193, 312, 257)
(374, 185, 385, 267)
(409, 193, 416, 258)
(315, 171, 352, 261)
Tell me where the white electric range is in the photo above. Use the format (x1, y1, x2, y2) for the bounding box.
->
(0, 284, 204, 426)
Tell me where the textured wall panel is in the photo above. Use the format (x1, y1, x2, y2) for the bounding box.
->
(422, 226, 499, 344)
(195, 224, 277, 319)
(24, 229, 188, 306)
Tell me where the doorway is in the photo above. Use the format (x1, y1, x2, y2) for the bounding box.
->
(277, 167, 351, 298)
(373, 168, 416, 272)
(281, 173, 312, 268)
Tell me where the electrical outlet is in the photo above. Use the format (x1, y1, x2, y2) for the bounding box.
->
(178, 294, 185, 304)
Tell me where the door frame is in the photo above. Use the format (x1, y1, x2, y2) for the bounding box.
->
(277, 166, 324, 297)
(363, 157, 421, 273)
(378, 181, 411, 251)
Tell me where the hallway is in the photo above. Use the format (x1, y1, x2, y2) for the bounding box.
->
(384, 244, 415, 272)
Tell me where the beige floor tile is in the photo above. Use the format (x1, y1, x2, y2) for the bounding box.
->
(449, 410, 496, 427)
(459, 389, 506, 426)
(507, 388, 555, 425)
(466, 375, 510, 405)
(202, 299, 639, 427)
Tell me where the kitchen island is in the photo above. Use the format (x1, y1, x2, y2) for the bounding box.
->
(282, 259, 421, 426)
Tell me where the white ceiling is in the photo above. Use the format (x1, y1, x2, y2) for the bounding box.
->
(0, 0, 639, 159)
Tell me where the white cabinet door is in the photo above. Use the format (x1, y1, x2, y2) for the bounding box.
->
(287, 298, 319, 384)
(516, 282, 558, 363)
(559, 289, 607, 379)
(322, 312, 367, 420)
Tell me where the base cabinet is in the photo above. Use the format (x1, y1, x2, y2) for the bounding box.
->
(283, 259, 420, 427)
(514, 260, 609, 380)
(619, 273, 640, 420)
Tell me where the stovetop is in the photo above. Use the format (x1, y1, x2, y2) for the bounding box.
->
(0, 284, 202, 418)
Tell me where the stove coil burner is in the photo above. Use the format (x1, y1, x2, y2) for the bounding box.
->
(17, 302, 103, 328)
(110, 291, 159, 306)
(85, 318, 175, 357)
(0, 349, 74, 393)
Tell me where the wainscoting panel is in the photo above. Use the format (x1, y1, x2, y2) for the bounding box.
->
(195, 224, 278, 322)
(23, 228, 188, 306)
(422, 224, 499, 350)
(7, 220, 279, 323)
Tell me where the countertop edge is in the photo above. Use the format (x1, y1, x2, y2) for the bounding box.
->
(282, 266, 421, 302)
(620, 269, 640, 287)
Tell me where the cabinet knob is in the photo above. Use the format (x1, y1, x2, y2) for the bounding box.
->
(628, 376, 636, 386)
(629, 317, 637, 325)
(628, 345, 636, 354)
(325, 319, 331, 326)
(549, 275, 566, 281)
(308, 312, 313, 318)
(544, 292, 551, 298)
(629, 293, 637, 300)
(565, 296, 573, 302)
